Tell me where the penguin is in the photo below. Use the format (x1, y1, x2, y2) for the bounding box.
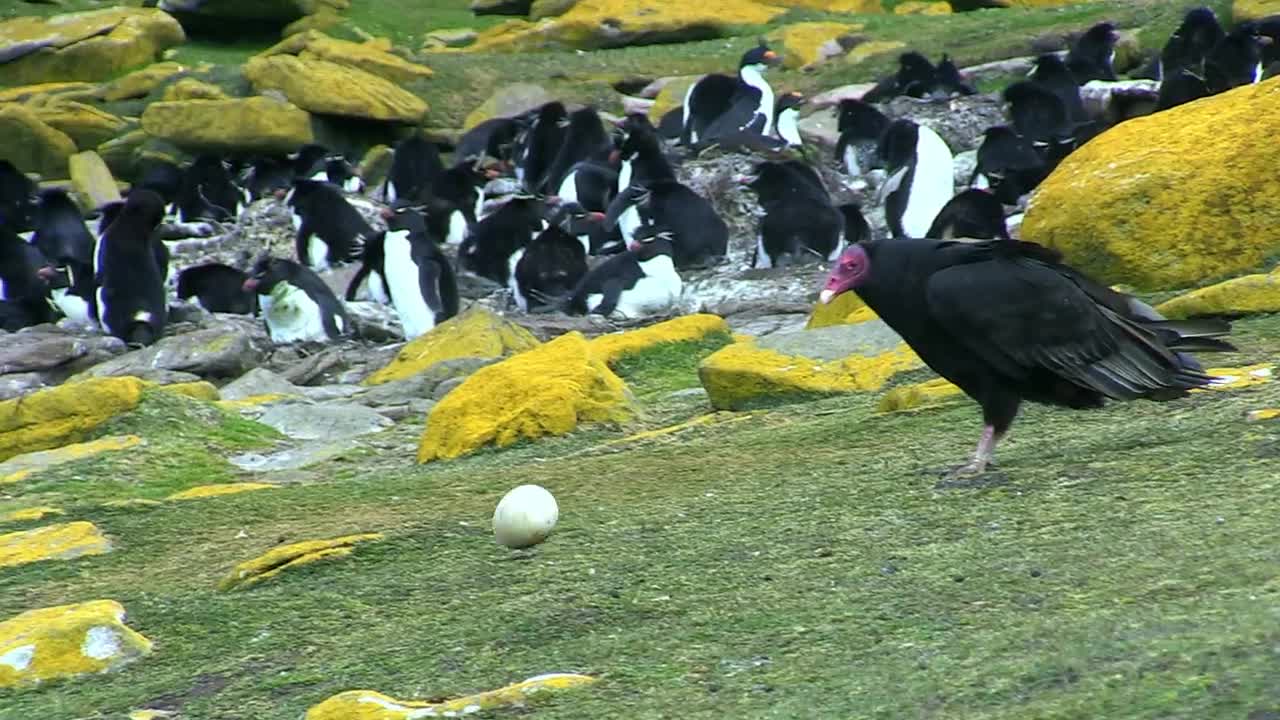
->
(457, 194, 545, 285)
(95, 189, 168, 347)
(176, 263, 258, 315)
(1159, 7, 1225, 80)
(283, 180, 372, 272)
(176, 155, 247, 223)
(419, 160, 493, 246)
(609, 115, 675, 251)
(1002, 81, 1081, 171)
(516, 101, 569, 192)
(243, 256, 351, 344)
(540, 106, 611, 195)
(772, 92, 805, 149)
(243, 154, 299, 200)
(834, 99, 890, 184)
(1156, 68, 1211, 110)
(376, 208, 459, 338)
(384, 134, 444, 205)
(0, 160, 37, 233)
(681, 73, 738, 146)
(554, 160, 617, 216)
(291, 144, 363, 194)
(875, 118, 954, 240)
(455, 117, 522, 167)
(738, 161, 843, 269)
(924, 189, 1010, 240)
(345, 231, 392, 305)
(1205, 24, 1270, 92)
(133, 158, 184, 216)
(31, 188, 96, 325)
(837, 203, 871, 247)
(970, 125, 1047, 204)
(563, 223, 682, 319)
(0, 224, 57, 332)
(936, 55, 977, 96)
(1029, 53, 1089, 125)
(1066, 21, 1120, 82)
(695, 43, 782, 142)
(862, 52, 939, 102)
(656, 107, 684, 140)
(509, 204, 592, 313)
(603, 180, 728, 269)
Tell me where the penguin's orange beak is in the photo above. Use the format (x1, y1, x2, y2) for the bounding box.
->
(589, 211, 606, 222)
(242, 278, 259, 292)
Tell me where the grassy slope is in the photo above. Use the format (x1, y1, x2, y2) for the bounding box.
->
(2, 313, 1279, 719)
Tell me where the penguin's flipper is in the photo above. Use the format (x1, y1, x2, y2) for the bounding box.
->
(590, 278, 626, 317)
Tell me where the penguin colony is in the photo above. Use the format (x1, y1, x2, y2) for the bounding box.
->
(0, 7, 1268, 349)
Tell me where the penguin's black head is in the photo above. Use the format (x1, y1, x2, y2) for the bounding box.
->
(535, 101, 568, 128)
(567, 106, 604, 132)
(291, 143, 329, 164)
(837, 203, 871, 246)
(740, 43, 781, 70)
(36, 187, 82, 220)
(1184, 7, 1219, 27)
(551, 201, 605, 235)
(836, 99, 890, 140)
(629, 224, 675, 258)
(776, 92, 805, 113)
(898, 51, 935, 75)
(877, 119, 921, 172)
(611, 114, 660, 163)
(243, 255, 297, 295)
(117, 188, 167, 233)
(1030, 53, 1076, 84)
(1082, 21, 1120, 47)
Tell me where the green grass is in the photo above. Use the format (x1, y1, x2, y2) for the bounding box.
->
(2, 313, 1279, 719)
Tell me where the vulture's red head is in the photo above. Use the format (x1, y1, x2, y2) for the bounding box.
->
(819, 244, 870, 304)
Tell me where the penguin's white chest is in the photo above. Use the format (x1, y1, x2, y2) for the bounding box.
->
(260, 282, 332, 343)
(384, 230, 437, 339)
(600, 255, 681, 318)
(446, 209, 468, 246)
(902, 126, 954, 238)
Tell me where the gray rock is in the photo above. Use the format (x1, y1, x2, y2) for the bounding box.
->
(219, 367, 303, 401)
(667, 387, 709, 400)
(0, 372, 49, 401)
(299, 384, 363, 402)
(346, 301, 404, 342)
(356, 356, 497, 407)
(423, 28, 478, 48)
(809, 83, 876, 108)
(756, 320, 905, 362)
(75, 324, 269, 380)
(882, 94, 1006, 154)
(0, 329, 126, 375)
(798, 107, 838, 148)
(255, 402, 393, 441)
(432, 376, 467, 400)
(953, 149, 978, 189)
(228, 439, 360, 472)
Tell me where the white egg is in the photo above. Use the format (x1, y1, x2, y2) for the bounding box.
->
(492, 484, 559, 549)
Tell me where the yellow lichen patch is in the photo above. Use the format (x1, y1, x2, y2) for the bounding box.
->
(1199, 364, 1274, 392)
(260, 31, 435, 84)
(767, 22, 865, 70)
(97, 61, 186, 101)
(68, 150, 121, 209)
(0, 377, 147, 463)
(773, 0, 881, 11)
(0, 104, 77, 178)
(894, 1, 951, 14)
(589, 314, 729, 366)
(806, 291, 871, 329)
(877, 377, 964, 414)
(0, 435, 143, 486)
(1, 507, 64, 523)
(219, 533, 384, 591)
(0, 521, 111, 569)
(213, 393, 304, 413)
(418, 332, 633, 463)
(1153, 269, 1280, 319)
(244, 55, 428, 123)
(25, 99, 126, 149)
(1236, 0, 1280, 20)
(647, 75, 698, 123)
(697, 339, 922, 411)
(0, 599, 151, 688)
(128, 711, 175, 720)
(1023, 77, 1280, 291)
(306, 673, 598, 720)
(1247, 408, 1280, 422)
(365, 307, 540, 386)
(140, 96, 314, 155)
(0, 8, 185, 86)
(600, 412, 753, 448)
(159, 381, 221, 402)
(0, 82, 96, 103)
(160, 77, 230, 102)
(166, 483, 276, 501)
(101, 499, 163, 510)
(844, 39, 906, 65)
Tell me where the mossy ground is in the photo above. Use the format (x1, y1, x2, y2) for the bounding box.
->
(2, 311, 1279, 719)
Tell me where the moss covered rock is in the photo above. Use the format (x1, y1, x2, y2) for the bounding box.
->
(0, 599, 151, 688)
(589, 314, 730, 365)
(160, 77, 230, 102)
(365, 307, 540, 386)
(806, 291, 878, 329)
(1021, 73, 1280, 291)
(1235, 0, 1280, 20)
(68, 151, 122, 209)
(418, 332, 633, 463)
(1154, 268, 1280, 319)
(0, 507, 64, 523)
(0, 377, 147, 463)
(767, 22, 864, 70)
(0, 521, 111, 570)
(98, 62, 188, 102)
(877, 377, 964, 413)
(464, 82, 554, 130)
(894, 1, 951, 14)
(0, 104, 77, 178)
(244, 55, 427, 123)
(0, 8, 185, 86)
(262, 31, 434, 84)
(464, 0, 787, 52)
(0, 435, 143, 486)
(0, 82, 96, 103)
(219, 533, 383, 591)
(307, 674, 597, 720)
(141, 96, 314, 154)
(773, 0, 880, 9)
(25, 100, 127, 154)
(698, 322, 922, 410)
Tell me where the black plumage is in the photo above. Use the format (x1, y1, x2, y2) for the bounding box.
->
(819, 238, 1234, 475)
(285, 179, 372, 271)
(517, 101, 569, 193)
(0, 160, 37, 232)
(603, 181, 728, 269)
(740, 160, 843, 268)
(925, 189, 1009, 240)
(458, 195, 545, 285)
(540, 106, 611, 195)
(1159, 7, 1225, 79)
(971, 125, 1046, 204)
(95, 189, 169, 346)
(176, 155, 246, 223)
(385, 134, 444, 205)
(176, 263, 257, 315)
(1065, 21, 1120, 82)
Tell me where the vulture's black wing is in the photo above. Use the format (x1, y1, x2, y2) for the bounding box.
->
(924, 242, 1213, 400)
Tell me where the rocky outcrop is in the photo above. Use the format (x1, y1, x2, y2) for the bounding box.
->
(471, 0, 535, 15)
(1, 506, 64, 523)
(0, 520, 111, 569)
(97, 62, 188, 102)
(418, 332, 632, 463)
(1154, 268, 1280, 319)
(141, 96, 314, 154)
(767, 22, 865, 70)
(0, 329, 126, 397)
(697, 322, 922, 410)
(0, 600, 151, 687)
(74, 323, 270, 381)
(161, 77, 231, 101)
(0, 8, 185, 86)
(261, 31, 434, 84)
(877, 377, 964, 413)
(365, 307, 540, 386)
(1235, 0, 1280, 21)
(1, 435, 142, 486)
(0, 377, 148, 462)
(306, 674, 598, 720)
(219, 533, 383, 591)
(244, 55, 428, 123)
(158, 0, 346, 26)
(69, 151, 123, 209)
(255, 403, 392, 441)
(0, 104, 77, 178)
(1022, 76, 1280, 291)
(464, 83, 553, 129)
(25, 99, 127, 150)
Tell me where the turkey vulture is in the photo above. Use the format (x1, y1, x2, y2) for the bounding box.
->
(819, 238, 1235, 476)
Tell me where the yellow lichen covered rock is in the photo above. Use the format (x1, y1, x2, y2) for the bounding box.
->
(877, 377, 964, 413)
(306, 673, 598, 720)
(261, 31, 434, 84)
(0, 9, 185, 86)
(589, 314, 730, 366)
(0, 377, 147, 463)
(97, 61, 187, 102)
(0, 82, 97, 103)
(0, 435, 143, 486)
(773, 0, 881, 10)
(159, 380, 221, 402)
(893, 1, 951, 14)
(166, 483, 276, 501)
(767, 22, 865, 70)
(1154, 269, 1280, 319)
(843, 39, 905, 65)
(219, 533, 383, 591)
(697, 323, 922, 411)
(1022, 76, 1280, 291)
(1, 507, 64, 523)
(161, 77, 230, 102)
(464, 0, 787, 52)
(365, 307, 540, 386)
(69, 151, 122, 209)
(805, 291, 878, 329)
(244, 55, 428, 123)
(141, 96, 314, 154)
(464, 82, 555, 129)
(1235, 0, 1280, 20)
(1200, 363, 1273, 392)
(0, 600, 151, 688)
(0, 521, 111, 569)
(25, 99, 126, 149)
(418, 332, 633, 463)
(0, 104, 77, 178)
